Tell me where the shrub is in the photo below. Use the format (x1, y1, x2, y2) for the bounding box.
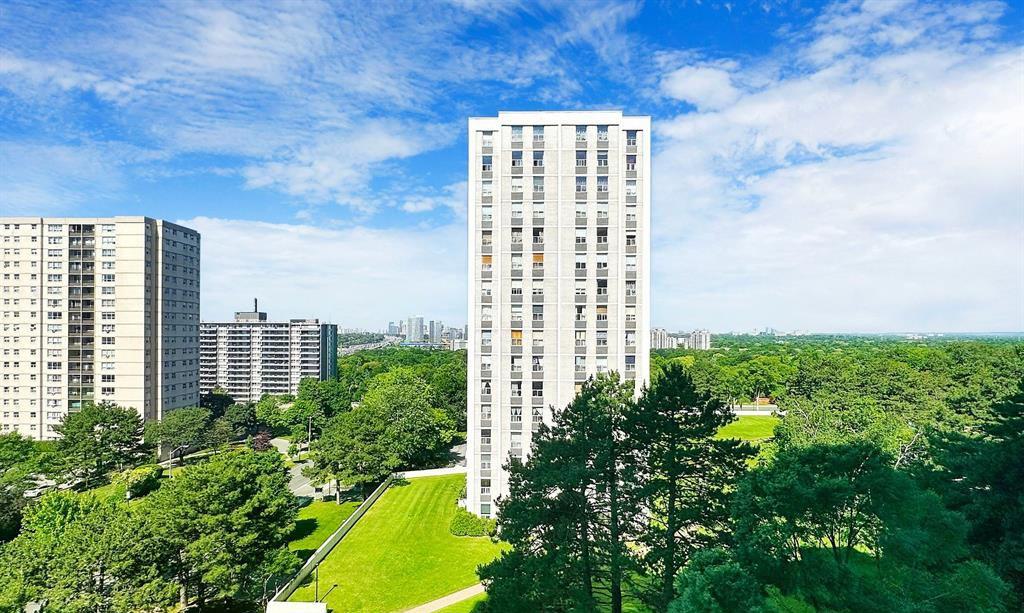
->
(116, 464, 163, 498)
(449, 507, 497, 537)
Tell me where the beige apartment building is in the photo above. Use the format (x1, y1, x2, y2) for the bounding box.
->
(199, 304, 338, 403)
(0, 217, 200, 439)
(466, 111, 652, 517)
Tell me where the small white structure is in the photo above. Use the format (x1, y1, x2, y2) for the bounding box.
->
(266, 602, 327, 613)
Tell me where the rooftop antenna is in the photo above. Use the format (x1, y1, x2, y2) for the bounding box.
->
(254, 298, 258, 313)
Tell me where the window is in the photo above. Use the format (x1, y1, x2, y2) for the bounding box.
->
(533, 228, 544, 244)
(532, 125, 544, 142)
(597, 201, 609, 219)
(575, 280, 586, 295)
(626, 234, 637, 246)
(533, 151, 544, 167)
(576, 150, 587, 166)
(597, 150, 608, 167)
(576, 125, 587, 140)
(532, 253, 544, 270)
(532, 176, 544, 192)
(511, 406, 523, 422)
(481, 331, 492, 345)
(511, 305, 522, 321)
(481, 503, 491, 516)
(481, 478, 492, 495)
(481, 281, 492, 296)
(576, 201, 587, 218)
(532, 201, 545, 220)
(511, 150, 523, 167)
(596, 253, 609, 270)
(481, 155, 492, 171)
(626, 255, 638, 271)
(481, 180, 493, 196)
(533, 334, 544, 348)
(511, 381, 522, 397)
(596, 356, 609, 373)
(481, 306, 492, 321)
(575, 228, 587, 244)
(532, 381, 543, 397)
(626, 280, 637, 297)
(481, 231, 492, 246)
(481, 405, 492, 420)
(597, 227, 608, 245)
(626, 306, 637, 321)
(576, 176, 587, 192)
(597, 176, 609, 192)
(482, 131, 494, 147)
(575, 330, 586, 346)
(625, 355, 636, 371)
(511, 254, 523, 270)
(511, 330, 523, 346)
(597, 279, 609, 295)
(597, 125, 609, 141)
(532, 285, 543, 296)
(532, 304, 543, 321)
(511, 280, 523, 295)
(511, 228, 523, 244)
(511, 355, 522, 372)
(480, 429, 492, 445)
(575, 356, 586, 372)
(511, 201, 524, 218)
(597, 305, 608, 321)
(511, 125, 523, 141)
(626, 154, 637, 171)
(575, 254, 587, 270)
(626, 180, 637, 197)
(626, 205, 638, 222)
(481, 206, 492, 222)
(596, 330, 608, 346)
(626, 130, 638, 146)
(625, 331, 636, 346)
(575, 305, 586, 321)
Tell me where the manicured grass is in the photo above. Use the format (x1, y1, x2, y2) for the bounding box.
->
(716, 415, 779, 443)
(289, 474, 505, 612)
(288, 500, 360, 561)
(436, 592, 487, 613)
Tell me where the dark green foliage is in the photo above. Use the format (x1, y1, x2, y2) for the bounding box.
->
(199, 388, 235, 417)
(482, 374, 639, 613)
(671, 548, 766, 613)
(53, 401, 149, 487)
(449, 507, 496, 537)
(144, 406, 212, 461)
(626, 364, 755, 609)
(305, 368, 456, 497)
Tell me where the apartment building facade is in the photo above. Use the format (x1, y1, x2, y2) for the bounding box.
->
(199, 305, 338, 403)
(0, 217, 201, 440)
(466, 111, 652, 516)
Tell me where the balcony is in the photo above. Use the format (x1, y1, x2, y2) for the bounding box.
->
(531, 292, 544, 303)
(575, 242, 587, 253)
(532, 191, 545, 201)
(532, 318, 544, 330)
(575, 136, 587, 147)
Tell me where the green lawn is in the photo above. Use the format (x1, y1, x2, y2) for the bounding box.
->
(289, 474, 505, 612)
(436, 592, 487, 613)
(288, 500, 360, 561)
(716, 415, 779, 443)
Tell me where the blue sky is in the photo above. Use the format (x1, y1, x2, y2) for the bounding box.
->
(1, 0, 1021, 332)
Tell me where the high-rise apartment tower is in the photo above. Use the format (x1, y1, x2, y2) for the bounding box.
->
(0, 217, 201, 439)
(199, 304, 338, 403)
(466, 111, 651, 516)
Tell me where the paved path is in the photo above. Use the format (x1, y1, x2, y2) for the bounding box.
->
(403, 584, 484, 613)
(397, 465, 467, 478)
(271, 437, 316, 497)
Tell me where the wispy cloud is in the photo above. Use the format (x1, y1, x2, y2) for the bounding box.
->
(652, 0, 1023, 332)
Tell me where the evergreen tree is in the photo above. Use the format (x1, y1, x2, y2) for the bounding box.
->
(624, 363, 754, 610)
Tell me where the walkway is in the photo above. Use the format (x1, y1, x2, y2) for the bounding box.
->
(402, 584, 484, 613)
(396, 465, 467, 478)
(271, 437, 316, 497)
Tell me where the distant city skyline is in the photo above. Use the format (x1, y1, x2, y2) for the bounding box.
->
(1, 1, 1020, 333)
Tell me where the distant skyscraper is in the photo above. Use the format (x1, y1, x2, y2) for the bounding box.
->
(406, 316, 424, 342)
(199, 303, 337, 403)
(689, 329, 711, 350)
(466, 111, 651, 517)
(0, 216, 201, 439)
(387, 321, 400, 335)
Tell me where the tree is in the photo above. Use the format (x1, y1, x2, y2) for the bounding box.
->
(625, 363, 754, 610)
(430, 359, 468, 430)
(137, 450, 299, 610)
(731, 440, 1010, 612)
(0, 432, 40, 541)
(481, 374, 637, 612)
(223, 402, 257, 436)
(306, 407, 394, 499)
(144, 407, 212, 463)
(670, 548, 766, 613)
(296, 377, 351, 418)
(53, 402, 149, 487)
(199, 388, 235, 417)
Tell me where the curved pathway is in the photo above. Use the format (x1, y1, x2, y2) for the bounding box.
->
(402, 583, 484, 613)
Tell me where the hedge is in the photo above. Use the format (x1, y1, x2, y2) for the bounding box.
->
(449, 507, 497, 537)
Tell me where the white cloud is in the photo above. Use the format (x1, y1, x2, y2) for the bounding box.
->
(400, 182, 468, 218)
(652, 0, 1023, 333)
(661, 64, 741, 110)
(182, 217, 467, 329)
(0, 142, 128, 212)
